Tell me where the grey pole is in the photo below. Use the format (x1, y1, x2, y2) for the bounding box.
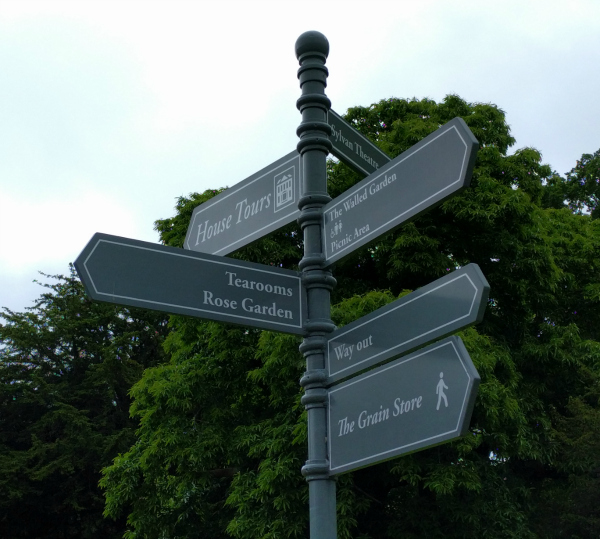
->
(295, 31, 337, 538)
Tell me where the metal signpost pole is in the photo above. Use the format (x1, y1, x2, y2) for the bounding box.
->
(295, 31, 337, 538)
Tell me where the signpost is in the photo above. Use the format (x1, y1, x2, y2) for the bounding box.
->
(75, 233, 306, 335)
(328, 336, 480, 475)
(73, 31, 487, 539)
(327, 109, 391, 176)
(326, 263, 489, 385)
(184, 150, 302, 256)
(323, 117, 478, 266)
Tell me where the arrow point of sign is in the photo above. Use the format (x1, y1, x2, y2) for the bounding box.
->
(469, 263, 490, 325)
(451, 336, 481, 437)
(452, 117, 479, 189)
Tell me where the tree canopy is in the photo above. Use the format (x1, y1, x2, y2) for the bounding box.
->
(99, 95, 600, 538)
(3, 94, 599, 538)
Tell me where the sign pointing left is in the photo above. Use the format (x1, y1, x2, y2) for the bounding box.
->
(185, 150, 302, 256)
(75, 233, 307, 335)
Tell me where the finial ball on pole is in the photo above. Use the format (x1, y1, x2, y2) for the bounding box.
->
(295, 31, 329, 60)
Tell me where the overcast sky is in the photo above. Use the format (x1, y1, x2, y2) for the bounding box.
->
(1, 0, 599, 316)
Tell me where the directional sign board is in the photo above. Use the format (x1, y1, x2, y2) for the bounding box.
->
(184, 150, 302, 256)
(326, 264, 489, 385)
(323, 117, 478, 266)
(327, 109, 391, 176)
(75, 233, 306, 335)
(328, 336, 479, 475)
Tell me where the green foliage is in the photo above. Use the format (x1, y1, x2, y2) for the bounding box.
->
(100, 95, 600, 537)
(543, 149, 600, 218)
(0, 268, 169, 538)
(565, 149, 600, 218)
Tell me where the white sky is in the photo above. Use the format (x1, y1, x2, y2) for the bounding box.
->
(1, 0, 599, 315)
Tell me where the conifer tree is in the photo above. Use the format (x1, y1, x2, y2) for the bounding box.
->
(0, 269, 169, 538)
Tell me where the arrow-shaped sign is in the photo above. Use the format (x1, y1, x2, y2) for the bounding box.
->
(185, 150, 302, 256)
(327, 109, 391, 176)
(75, 233, 306, 335)
(328, 336, 480, 475)
(326, 264, 489, 385)
(323, 117, 478, 266)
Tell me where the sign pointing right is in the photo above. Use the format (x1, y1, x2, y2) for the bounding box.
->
(323, 117, 478, 266)
(328, 336, 480, 475)
(326, 264, 489, 386)
(327, 109, 391, 176)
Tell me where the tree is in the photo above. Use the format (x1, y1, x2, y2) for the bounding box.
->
(0, 268, 169, 538)
(101, 95, 600, 538)
(543, 149, 600, 219)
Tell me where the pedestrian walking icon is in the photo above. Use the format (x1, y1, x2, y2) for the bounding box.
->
(436, 372, 448, 410)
